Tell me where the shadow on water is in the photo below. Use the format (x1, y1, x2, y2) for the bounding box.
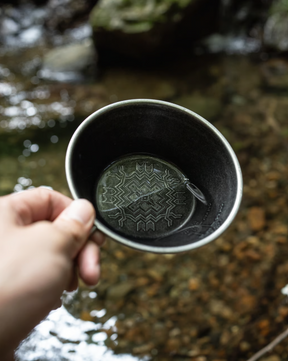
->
(1, 0, 288, 360)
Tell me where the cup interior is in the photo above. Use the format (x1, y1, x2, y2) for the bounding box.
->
(66, 99, 242, 253)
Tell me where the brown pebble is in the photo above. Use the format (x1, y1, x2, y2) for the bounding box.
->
(248, 207, 266, 231)
(114, 250, 125, 259)
(245, 249, 261, 261)
(278, 306, 288, 317)
(247, 236, 260, 245)
(169, 328, 181, 337)
(147, 269, 163, 282)
(272, 223, 288, 235)
(188, 277, 200, 290)
(257, 319, 270, 330)
(236, 295, 257, 312)
(187, 348, 200, 357)
(136, 277, 150, 286)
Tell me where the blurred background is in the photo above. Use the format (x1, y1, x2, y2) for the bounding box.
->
(1, 0, 288, 360)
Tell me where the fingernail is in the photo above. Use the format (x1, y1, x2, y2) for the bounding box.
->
(63, 199, 94, 225)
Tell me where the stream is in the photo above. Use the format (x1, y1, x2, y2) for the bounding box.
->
(1, 1, 288, 360)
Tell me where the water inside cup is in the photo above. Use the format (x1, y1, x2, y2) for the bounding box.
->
(95, 154, 206, 240)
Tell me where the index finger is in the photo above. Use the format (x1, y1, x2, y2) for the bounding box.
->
(1, 188, 73, 226)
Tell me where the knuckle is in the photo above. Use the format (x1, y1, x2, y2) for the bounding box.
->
(37, 187, 52, 201)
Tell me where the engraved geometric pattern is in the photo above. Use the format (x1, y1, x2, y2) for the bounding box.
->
(96, 155, 195, 239)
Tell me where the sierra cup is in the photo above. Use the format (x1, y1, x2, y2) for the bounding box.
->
(65, 99, 242, 253)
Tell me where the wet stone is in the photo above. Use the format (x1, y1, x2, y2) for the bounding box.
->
(188, 277, 200, 291)
(106, 281, 135, 300)
(89, 0, 219, 61)
(248, 207, 266, 231)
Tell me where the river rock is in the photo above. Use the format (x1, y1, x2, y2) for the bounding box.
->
(89, 0, 220, 62)
(248, 207, 266, 232)
(106, 281, 135, 299)
(40, 38, 97, 81)
(263, 0, 288, 52)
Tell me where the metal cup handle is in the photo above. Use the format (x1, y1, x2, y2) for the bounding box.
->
(185, 181, 207, 205)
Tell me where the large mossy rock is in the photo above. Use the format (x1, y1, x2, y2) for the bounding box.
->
(89, 0, 220, 62)
(264, 0, 288, 52)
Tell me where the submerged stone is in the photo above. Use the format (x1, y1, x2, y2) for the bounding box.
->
(106, 281, 135, 299)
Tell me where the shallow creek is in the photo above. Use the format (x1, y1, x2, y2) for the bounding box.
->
(1, 10, 288, 360)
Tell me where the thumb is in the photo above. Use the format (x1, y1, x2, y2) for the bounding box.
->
(53, 199, 95, 258)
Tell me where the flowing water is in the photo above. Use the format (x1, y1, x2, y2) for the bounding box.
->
(1, 2, 288, 361)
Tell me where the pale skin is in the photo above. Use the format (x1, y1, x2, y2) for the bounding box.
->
(0, 187, 105, 360)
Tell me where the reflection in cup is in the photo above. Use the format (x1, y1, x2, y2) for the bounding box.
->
(96, 154, 197, 239)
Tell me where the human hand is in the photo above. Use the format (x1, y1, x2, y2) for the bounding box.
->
(0, 188, 105, 360)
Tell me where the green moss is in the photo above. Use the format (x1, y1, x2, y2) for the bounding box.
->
(89, 0, 195, 32)
(123, 21, 153, 33)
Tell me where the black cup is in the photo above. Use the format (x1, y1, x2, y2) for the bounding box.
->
(65, 99, 242, 253)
